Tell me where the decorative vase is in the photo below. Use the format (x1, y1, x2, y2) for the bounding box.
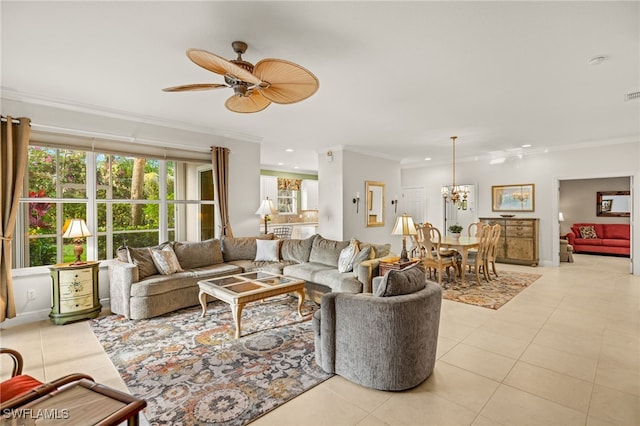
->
(451, 232, 461, 240)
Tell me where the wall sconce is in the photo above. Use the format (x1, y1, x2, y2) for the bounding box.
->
(353, 192, 360, 213)
(326, 150, 333, 162)
(391, 199, 398, 214)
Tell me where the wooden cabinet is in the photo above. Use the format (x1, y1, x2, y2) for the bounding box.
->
(49, 261, 102, 325)
(480, 218, 539, 266)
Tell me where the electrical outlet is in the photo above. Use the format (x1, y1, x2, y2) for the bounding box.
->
(27, 289, 36, 300)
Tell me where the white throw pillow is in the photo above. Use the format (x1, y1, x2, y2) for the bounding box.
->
(338, 239, 359, 273)
(150, 245, 183, 275)
(255, 239, 280, 262)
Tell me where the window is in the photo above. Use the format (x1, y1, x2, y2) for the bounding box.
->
(12, 144, 214, 269)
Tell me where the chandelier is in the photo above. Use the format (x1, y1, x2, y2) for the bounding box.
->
(441, 136, 469, 210)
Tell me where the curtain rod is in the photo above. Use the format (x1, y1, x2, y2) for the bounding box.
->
(1, 116, 23, 124)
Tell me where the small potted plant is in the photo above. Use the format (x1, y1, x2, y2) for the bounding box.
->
(448, 224, 463, 239)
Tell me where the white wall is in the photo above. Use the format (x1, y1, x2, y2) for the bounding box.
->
(317, 148, 344, 240)
(317, 148, 402, 252)
(402, 141, 640, 272)
(3, 99, 261, 327)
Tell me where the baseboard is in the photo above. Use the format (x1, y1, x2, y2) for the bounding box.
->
(1, 299, 111, 329)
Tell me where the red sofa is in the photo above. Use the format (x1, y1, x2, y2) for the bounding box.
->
(566, 223, 630, 256)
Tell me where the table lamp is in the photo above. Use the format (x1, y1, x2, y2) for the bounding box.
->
(62, 218, 92, 265)
(255, 198, 275, 234)
(392, 214, 418, 263)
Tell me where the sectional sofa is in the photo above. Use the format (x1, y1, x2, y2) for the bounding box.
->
(108, 234, 392, 319)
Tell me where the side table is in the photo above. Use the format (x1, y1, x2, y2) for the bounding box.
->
(378, 259, 420, 277)
(49, 261, 101, 325)
(14, 378, 146, 425)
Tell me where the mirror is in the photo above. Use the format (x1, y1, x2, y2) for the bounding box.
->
(597, 191, 630, 217)
(366, 181, 385, 227)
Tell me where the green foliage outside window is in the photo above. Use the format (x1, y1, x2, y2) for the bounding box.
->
(24, 146, 178, 266)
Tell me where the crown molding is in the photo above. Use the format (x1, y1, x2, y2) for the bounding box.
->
(1, 88, 263, 144)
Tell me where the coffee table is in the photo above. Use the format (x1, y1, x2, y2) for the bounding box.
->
(198, 271, 306, 339)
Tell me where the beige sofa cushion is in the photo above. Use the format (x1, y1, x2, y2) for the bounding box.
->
(280, 235, 317, 263)
(173, 239, 224, 269)
(221, 234, 274, 262)
(309, 236, 350, 267)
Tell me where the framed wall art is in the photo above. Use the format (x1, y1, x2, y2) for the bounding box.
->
(492, 184, 535, 212)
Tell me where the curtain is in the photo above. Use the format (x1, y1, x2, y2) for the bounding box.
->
(211, 146, 233, 238)
(1, 116, 31, 322)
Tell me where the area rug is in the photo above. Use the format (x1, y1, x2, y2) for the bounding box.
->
(90, 295, 332, 425)
(441, 270, 541, 310)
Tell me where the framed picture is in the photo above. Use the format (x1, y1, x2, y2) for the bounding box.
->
(597, 191, 630, 217)
(492, 184, 535, 212)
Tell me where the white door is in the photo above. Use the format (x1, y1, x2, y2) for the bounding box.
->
(401, 187, 426, 224)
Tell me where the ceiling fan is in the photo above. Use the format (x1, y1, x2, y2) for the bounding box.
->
(163, 41, 319, 113)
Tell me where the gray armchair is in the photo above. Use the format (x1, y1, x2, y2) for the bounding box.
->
(312, 264, 442, 390)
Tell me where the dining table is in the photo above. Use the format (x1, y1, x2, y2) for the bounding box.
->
(439, 236, 480, 286)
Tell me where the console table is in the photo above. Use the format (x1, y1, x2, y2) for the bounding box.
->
(480, 218, 539, 266)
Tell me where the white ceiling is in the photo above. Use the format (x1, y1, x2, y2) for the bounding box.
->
(2, 1, 639, 173)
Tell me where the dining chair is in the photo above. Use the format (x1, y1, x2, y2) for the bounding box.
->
(419, 225, 459, 286)
(467, 221, 488, 237)
(464, 225, 492, 284)
(272, 226, 293, 239)
(486, 224, 502, 279)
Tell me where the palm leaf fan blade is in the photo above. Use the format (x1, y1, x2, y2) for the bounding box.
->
(253, 59, 319, 104)
(225, 91, 271, 113)
(187, 49, 262, 85)
(162, 83, 227, 92)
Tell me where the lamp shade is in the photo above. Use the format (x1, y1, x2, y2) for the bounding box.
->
(255, 198, 275, 216)
(392, 214, 418, 236)
(62, 219, 92, 239)
(558, 212, 565, 222)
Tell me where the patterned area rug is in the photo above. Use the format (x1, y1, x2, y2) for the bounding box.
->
(441, 270, 541, 309)
(90, 295, 331, 425)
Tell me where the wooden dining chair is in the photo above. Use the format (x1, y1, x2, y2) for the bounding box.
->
(485, 224, 502, 280)
(419, 225, 459, 287)
(468, 222, 488, 237)
(464, 225, 492, 284)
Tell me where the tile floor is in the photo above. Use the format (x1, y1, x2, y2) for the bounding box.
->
(1, 254, 639, 425)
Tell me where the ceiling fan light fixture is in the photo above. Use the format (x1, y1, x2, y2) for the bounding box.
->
(164, 42, 318, 113)
(233, 85, 248, 97)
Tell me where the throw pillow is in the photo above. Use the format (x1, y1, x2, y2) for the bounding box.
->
(150, 245, 183, 275)
(579, 225, 597, 239)
(127, 246, 160, 279)
(255, 239, 280, 262)
(374, 263, 426, 297)
(351, 245, 373, 277)
(337, 238, 359, 273)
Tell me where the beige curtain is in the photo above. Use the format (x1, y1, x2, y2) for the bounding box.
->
(211, 146, 233, 238)
(1, 116, 31, 322)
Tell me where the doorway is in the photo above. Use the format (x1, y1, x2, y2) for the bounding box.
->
(558, 176, 632, 274)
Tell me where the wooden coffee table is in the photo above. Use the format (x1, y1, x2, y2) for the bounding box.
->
(198, 271, 306, 339)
